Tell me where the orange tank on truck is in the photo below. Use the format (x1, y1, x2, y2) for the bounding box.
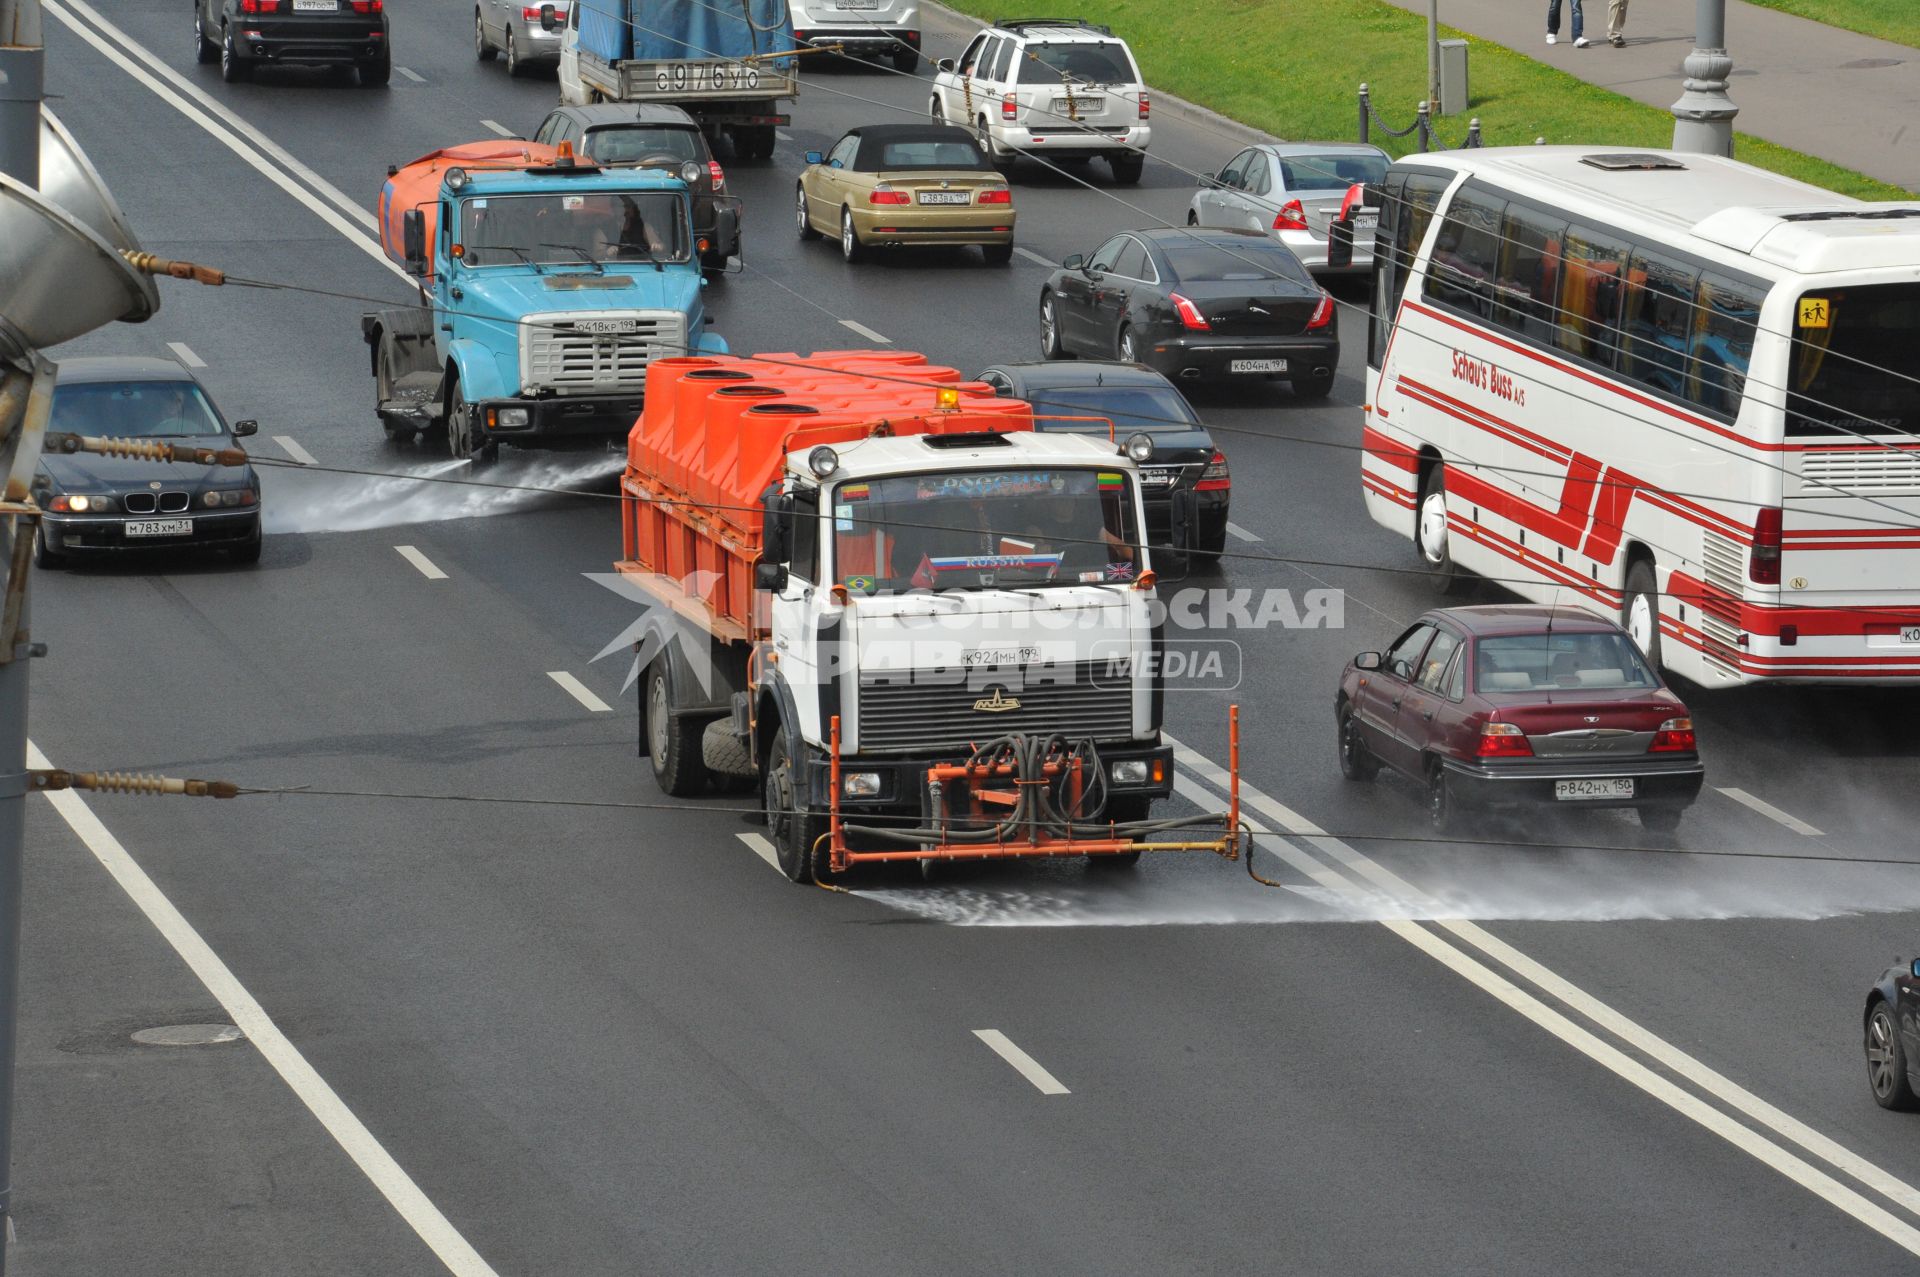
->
(375, 140, 558, 279)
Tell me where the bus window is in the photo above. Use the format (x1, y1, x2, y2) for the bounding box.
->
(1619, 251, 1700, 400)
(1787, 283, 1920, 437)
(1692, 273, 1763, 418)
(1493, 202, 1568, 342)
(1424, 187, 1503, 320)
(1552, 227, 1630, 367)
(1369, 170, 1449, 366)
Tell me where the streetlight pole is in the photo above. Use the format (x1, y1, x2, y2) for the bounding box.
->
(1427, 0, 1440, 114)
(1671, 0, 1737, 155)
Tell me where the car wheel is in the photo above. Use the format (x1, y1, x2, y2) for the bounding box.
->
(1622, 560, 1663, 668)
(892, 44, 920, 73)
(979, 117, 1014, 172)
(1417, 465, 1463, 595)
(795, 184, 819, 240)
(474, 9, 495, 59)
(505, 30, 523, 76)
(840, 207, 865, 263)
(1039, 292, 1070, 360)
(1116, 323, 1139, 364)
(219, 24, 250, 82)
(1867, 1002, 1920, 1111)
(194, 5, 219, 63)
(981, 241, 1013, 266)
(1292, 369, 1335, 399)
(763, 727, 821, 884)
(1337, 703, 1379, 781)
(1638, 806, 1682, 834)
(646, 659, 710, 798)
(929, 95, 944, 123)
(32, 525, 64, 571)
(358, 53, 391, 87)
(1425, 761, 1456, 833)
(1109, 152, 1144, 185)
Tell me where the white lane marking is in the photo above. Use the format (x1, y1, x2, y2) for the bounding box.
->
(27, 741, 502, 1277)
(1224, 521, 1262, 543)
(50, 0, 377, 230)
(1171, 741, 1920, 1230)
(837, 319, 891, 344)
(44, 1, 410, 285)
(480, 119, 516, 138)
(394, 545, 447, 580)
(736, 832, 782, 872)
(547, 671, 611, 713)
(972, 1030, 1070, 1095)
(1012, 246, 1057, 269)
(1717, 787, 1825, 837)
(397, 65, 425, 82)
(273, 435, 317, 466)
(775, 130, 793, 141)
(166, 341, 206, 369)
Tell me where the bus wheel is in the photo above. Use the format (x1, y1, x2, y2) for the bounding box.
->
(1623, 560, 1664, 668)
(1417, 467, 1462, 595)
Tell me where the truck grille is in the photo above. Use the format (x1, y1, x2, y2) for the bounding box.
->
(521, 311, 686, 395)
(856, 660, 1135, 753)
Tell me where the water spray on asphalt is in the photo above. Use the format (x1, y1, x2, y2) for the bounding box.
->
(263, 453, 621, 535)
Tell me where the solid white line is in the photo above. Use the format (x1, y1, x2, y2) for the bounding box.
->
(837, 318, 891, 344)
(736, 832, 782, 872)
(1170, 741, 1920, 1233)
(972, 1030, 1070, 1095)
(480, 119, 515, 138)
(1717, 786, 1825, 837)
(50, 0, 378, 230)
(397, 65, 425, 82)
(166, 341, 206, 369)
(775, 129, 793, 141)
(26, 741, 501, 1277)
(273, 435, 317, 466)
(1012, 246, 1057, 269)
(394, 545, 448, 580)
(547, 671, 612, 713)
(43, 1, 409, 285)
(1224, 521, 1262, 543)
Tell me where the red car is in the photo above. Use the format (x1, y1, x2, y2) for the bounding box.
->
(1334, 606, 1705, 833)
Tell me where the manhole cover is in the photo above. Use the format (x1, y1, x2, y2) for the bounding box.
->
(131, 1023, 243, 1047)
(1842, 58, 1902, 69)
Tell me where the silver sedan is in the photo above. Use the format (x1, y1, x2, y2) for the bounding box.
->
(1187, 142, 1388, 276)
(475, 0, 567, 75)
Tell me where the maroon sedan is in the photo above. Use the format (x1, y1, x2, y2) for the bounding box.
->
(1334, 606, 1705, 833)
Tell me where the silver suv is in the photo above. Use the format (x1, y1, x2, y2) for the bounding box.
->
(929, 18, 1149, 184)
(790, 0, 921, 72)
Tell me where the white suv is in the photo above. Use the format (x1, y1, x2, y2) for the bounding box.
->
(789, 1, 921, 73)
(929, 19, 1150, 184)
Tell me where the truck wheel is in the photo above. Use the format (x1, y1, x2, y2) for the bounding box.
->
(795, 184, 819, 240)
(1417, 465, 1463, 595)
(445, 384, 497, 465)
(646, 660, 710, 798)
(764, 727, 821, 884)
(474, 9, 495, 59)
(839, 208, 866, 263)
(1090, 794, 1149, 868)
(1622, 559, 1663, 668)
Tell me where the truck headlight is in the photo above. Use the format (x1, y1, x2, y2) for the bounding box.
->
(494, 407, 530, 428)
(1110, 760, 1149, 785)
(842, 771, 883, 798)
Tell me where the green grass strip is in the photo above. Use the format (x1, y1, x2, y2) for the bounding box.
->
(938, 0, 1913, 199)
(1739, 0, 1920, 50)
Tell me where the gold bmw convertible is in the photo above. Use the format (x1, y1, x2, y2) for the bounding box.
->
(797, 123, 1017, 265)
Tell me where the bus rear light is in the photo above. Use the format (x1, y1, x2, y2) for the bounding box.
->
(1649, 717, 1696, 752)
(1196, 450, 1231, 491)
(1169, 292, 1210, 331)
(1476, 722, 1533, 757)
(1273, 199, 1308, 232)
(1749, 506, 1783, 585)
(1779, 624, 1798, 646)
(1307, 293, 1336, 329)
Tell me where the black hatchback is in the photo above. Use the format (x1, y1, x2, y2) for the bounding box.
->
(1866, 957, 1920, 1110)
(976, 360, 1230, 561)
(196, 0, 391, 85)
(1039, 227, 1339, 399)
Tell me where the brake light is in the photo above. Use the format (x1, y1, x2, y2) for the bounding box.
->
(1001, 95, 1018, 121)
(1139, 92, 1150, 121)
(520, 4, 551, 17)
(708, 160, 725, 191)
(1476, 722, 1533, 758)
(976, 187, 1012, 205)
(1307, 292, 1336, 330)
(353, 0, 382, 12)
(1649, 717, 1696, 753)
(869, 185, 911, 206)
(1169, 292, 1210, 331)
(1273, 199, 1307, 232)
(1196, 449, 1231, 491)
(1749, 506, 1782, 585)
(239, 0, 282, 13)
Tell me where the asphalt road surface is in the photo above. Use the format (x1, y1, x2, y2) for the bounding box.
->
(12, 0, 1920, 1273)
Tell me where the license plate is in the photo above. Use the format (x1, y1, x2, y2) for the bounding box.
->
(642, 59, 771, 94)
(1053, 96, 1104, 113)
(1229, 359, 1287, 374)
(1905, 625, 1920, 644)
(836, 0, 879, 8)
(917, 191, 970, 205)
(125, 519, 193, 538)
(578, 318, 638, 334)
(1141, 467, 1177, 488)
(1554, 778, 1635, 801)
(1354, 213, 1378, 231)
(292, 0, 336, 10)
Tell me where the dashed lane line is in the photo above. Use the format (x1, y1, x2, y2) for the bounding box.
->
(1225, 521, 1262, 543)
(394, 545, 448, 580)
(274, 436, 317, 466)
(166, 341, 206, 368)
(837, 318, 891, 344)
(972, 1030, 1070, 1095)
(1012, 246, 1057, 269)
(480, 119, 515, 138)
(397, 65, 425, 82)
(547, 671, 612, 712)
(1717, 787, 1825, 837)
(736, 832, 782, 873)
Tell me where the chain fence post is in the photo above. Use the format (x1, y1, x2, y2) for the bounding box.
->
(1357, 82, 1370, 146)
(1416, 101, 1431, 153)
(1466, 118, 1482, 149)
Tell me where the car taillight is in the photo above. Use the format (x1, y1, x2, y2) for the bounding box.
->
(868, 185, 911, 206)
(1139, 92, 1150, 120)
(1749, 506, 1782, 585)
(1307, 293, 1336, 330)
(1476, 722, 1533, 758)
(353, 0, 382, 12)
(1169, 292, 1210, 331)
(1273, 199, 1308, 232)
(1001, 95, 1018, 120)
(708, 160, 725, 192)
(1196, 450, 1230, 491)
(976, 187, 1012, 204)
(239, 0, 282, 13)
(1649, 717, 1696, 753)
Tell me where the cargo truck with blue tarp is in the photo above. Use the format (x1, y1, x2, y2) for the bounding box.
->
(557, 0, 797, 160)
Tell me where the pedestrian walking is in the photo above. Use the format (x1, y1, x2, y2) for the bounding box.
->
(1546, 0, 1589, 47)
(1607, 0, 1628, 46)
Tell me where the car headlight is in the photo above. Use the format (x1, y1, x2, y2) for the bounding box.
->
(55, 494, 115, 513)
(201, 489, 258, 508)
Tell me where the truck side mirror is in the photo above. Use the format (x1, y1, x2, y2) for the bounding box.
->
(762, 490, 794, 563)
(539, 2, 557, 29)
(402, 208, 428, 275)
(1327, 216, 1354, 270)
(754, 560, 789, 593)
(1360, 181, 1385, 209)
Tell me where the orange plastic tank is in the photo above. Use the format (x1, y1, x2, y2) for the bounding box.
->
(377, 140, 558, 278)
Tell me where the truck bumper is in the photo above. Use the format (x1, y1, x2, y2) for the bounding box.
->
(476, 393, 648, 445)
(804, 741, 1174, 812)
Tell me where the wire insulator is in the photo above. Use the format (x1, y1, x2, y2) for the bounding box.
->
(121, 250, 226, 286)
(29, 769, 240, 799)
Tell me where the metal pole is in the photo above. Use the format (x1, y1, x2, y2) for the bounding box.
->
(1427, 0, 1440, 114)
(1671, 0, 1737, 156)
(0, 0, 40, 1269)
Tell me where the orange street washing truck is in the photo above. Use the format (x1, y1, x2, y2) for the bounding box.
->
(617, 350, 1243, 884)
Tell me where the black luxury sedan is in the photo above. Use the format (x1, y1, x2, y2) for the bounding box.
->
(975, 360, 1230, 561)
(195, 0, 391, 86)
(1866, 957, 1920, 1110)
(1038, 227, 1339, 399)
(33, 358, 263, 568)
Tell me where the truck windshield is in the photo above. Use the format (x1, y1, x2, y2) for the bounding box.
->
(831, 468, 1142, 592)
(458, 192, 689, 266)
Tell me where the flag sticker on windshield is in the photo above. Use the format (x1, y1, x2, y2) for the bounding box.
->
(1097, 472, 1124, 489)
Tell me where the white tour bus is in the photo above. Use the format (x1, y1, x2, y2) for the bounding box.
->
(1360, 146, 1920, 684)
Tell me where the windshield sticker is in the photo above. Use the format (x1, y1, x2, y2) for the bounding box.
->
(928, 553, 1067, 573)
(915, 472, 1065, 499)
(1798, 297, 1830, 329)
(835, 504, 855, 533)
(840, 482, 870, 501)
(1104, 561, 1136, 581)
(844, 575, 877, 593)
(1078, 570, 1104, 583)
(562, 195, 584, 210)
(1097, 472, 1124, 490)
(471, 199, 488, 209)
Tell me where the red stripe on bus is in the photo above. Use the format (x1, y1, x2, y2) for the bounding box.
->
(1361, 425, 1420, 473)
